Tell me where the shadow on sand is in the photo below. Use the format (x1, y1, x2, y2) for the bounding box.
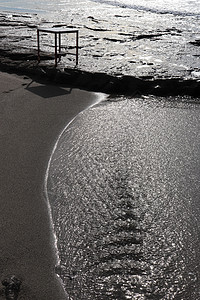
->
(26, 80, 72, 98)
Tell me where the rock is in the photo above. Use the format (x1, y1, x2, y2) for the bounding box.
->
(190, 40, 200, 46)
(133, 33, 163, 40)
(2, 275, 21, 300)
(0, 47, 200, 97)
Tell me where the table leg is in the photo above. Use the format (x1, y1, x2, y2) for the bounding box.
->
(37, 29, 40, 63)
(59, 33, 61, 62)
(55, 33, 57, 67)
(76, 31, 79, 65)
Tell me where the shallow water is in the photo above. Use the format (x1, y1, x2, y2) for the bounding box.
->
(46, 96, 200, 299)
(0, 0, 199, 15)
(93, 0, 200, 16)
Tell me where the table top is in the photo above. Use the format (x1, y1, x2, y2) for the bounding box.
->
(37, 27, 78, 33)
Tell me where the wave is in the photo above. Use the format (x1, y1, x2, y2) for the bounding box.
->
(91, 0, 200, 16)
(0, 5, 46, 14)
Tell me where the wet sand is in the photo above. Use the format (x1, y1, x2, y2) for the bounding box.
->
(0, 71, 106, 299)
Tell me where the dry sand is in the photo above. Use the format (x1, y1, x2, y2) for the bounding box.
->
(0, 71, 106, 299)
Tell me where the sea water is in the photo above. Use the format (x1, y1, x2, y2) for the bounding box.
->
(0, 0, 199, 15)
(93, 0, 200, 16)
(46, 96, 200, 299)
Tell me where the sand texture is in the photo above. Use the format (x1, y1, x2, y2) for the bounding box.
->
(0, 71, 105, 299)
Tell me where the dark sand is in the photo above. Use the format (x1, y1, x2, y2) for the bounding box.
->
(0, 71, 106, 299)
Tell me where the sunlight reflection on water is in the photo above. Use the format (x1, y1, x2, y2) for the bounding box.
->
(0, 0, 199, 15)
(92, 0, 200, 15)
(47, 96, 200, 299)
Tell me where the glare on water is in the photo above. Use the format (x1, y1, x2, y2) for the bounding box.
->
(46, 96, 200, 299)
(0, 0, 199, 15)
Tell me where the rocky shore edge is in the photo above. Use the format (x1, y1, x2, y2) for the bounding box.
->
(0, 49, 200, 97)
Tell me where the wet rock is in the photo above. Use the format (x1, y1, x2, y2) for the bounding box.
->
(0, 44, 200, 97)
(63, 68, 82, 85)
(166, 27, 182, 34)
(133, 33, 164, 40)
(90, 72, 113, 91)
(52, 23, 69, 28)
(103, 37, 125, 43)
(0, 48, 53, 62)
(84, 25, 110, 32)
(2, 275, 21, 300)
(87, 16, 99, 23)
(190, 40, 200, 46)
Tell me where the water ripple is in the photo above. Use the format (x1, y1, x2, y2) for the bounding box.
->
(46, 96, 200, 299)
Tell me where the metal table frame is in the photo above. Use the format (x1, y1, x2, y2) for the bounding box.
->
(37, 27, 79, 67)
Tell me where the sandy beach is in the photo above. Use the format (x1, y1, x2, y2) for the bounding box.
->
(0, 70, 106, 299)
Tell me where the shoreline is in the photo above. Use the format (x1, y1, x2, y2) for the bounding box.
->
(0, 70, 106, 299)
(1, 55, 200, 97)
